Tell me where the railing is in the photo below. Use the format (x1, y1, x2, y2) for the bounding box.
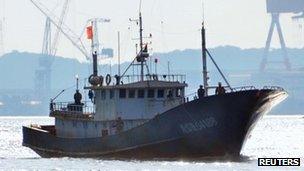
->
(85, 74, 186, 86)
(229, 86, 257, 93)
(122, 74, 186, 83)
(184, 85, 285, 101)
(262, 86, 285, 91)
(50, 101, 95, 115)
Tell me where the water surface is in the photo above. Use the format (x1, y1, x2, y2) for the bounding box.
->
(0, 116, 303, 170)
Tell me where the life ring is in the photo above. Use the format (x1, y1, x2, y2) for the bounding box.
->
(106, 74, 111, 85)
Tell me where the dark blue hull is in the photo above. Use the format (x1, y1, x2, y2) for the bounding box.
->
(22, 89, 286, 159)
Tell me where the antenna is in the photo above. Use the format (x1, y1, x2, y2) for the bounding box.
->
(117, 31, 121, 77)
(75, 74, 79, 91)
(139, 0, 142, 13)
(202, 0, 205, 23)
(139, 12, 144, 81)
(129, 12, 148, 81)
(122, 7, 152, 82)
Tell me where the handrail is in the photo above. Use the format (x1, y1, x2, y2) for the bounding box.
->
(185, 85, 285, 101)
(85, 74, 186, 87)
(50, 101, 95, 115)
(230, 86, 257, 93)
(262, 86, 285, 91)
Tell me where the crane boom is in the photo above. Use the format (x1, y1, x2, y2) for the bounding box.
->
(30, 0, 90, 60)
(50, 0, 70, 56)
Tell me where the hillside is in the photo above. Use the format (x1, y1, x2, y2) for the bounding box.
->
(0, 46, 304, 115)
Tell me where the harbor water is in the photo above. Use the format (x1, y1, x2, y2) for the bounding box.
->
(0, 115, 303, 170)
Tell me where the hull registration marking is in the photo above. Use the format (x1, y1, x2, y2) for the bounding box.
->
(180, 117, 218, 134)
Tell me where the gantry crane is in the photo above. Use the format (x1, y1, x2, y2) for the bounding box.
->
(260, 0, 304, 72)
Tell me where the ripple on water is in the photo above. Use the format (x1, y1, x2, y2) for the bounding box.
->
(0, 116, 303, 170)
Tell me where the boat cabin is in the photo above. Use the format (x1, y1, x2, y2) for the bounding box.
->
(48, 14, 188, 138)
(50, 75, 187, 138)
(90, 78, 187, 121)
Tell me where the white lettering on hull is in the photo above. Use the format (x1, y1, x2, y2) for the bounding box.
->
(180, 117, 218, 134)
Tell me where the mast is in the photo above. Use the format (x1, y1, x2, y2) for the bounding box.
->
(201, 22, 208, 96)
(117, 31, 121, 77)
(92, 51, 98, 76)
(139, 12, 144, 81)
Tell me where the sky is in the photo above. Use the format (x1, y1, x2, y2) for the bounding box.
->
(0, 0, 303, 62)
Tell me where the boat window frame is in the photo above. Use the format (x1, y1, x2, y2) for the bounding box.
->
(176, 88, 181, 97)
(128, 89, 136, 98)
(157, 89, 165, 98)
(147, 89, 155, 98)
(101, 90, 106, 100)
(119, 89, 127, 99)
(137, 89, 145, 98)
(110, 89, 115, 99)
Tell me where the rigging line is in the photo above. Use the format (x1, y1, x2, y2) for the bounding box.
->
(206, 49, 232, 90)
(49, 0, 61, 14)
(121, 57, 137, 78)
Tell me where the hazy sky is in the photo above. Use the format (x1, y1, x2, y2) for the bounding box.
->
(0, 0, 303, 61)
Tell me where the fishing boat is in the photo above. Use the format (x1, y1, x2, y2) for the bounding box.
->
(22, 12, 287, 159)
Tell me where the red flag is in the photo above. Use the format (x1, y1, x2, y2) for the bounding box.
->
(86, 26, 93, 39)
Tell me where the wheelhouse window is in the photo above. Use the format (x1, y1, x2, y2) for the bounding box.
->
(101, 90, 106, 100)
(137, 89, 145, 98)
(128, 89, 135, 98)
(176, 88, 181, 97)
(110, 89, 115, 99)
(147, 89, 155, 98)
(157, 89, 164, 98)
(119, 89, 126, 98)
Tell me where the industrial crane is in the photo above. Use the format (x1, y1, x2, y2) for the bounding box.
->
(34, 0, 70, 110)
(260, 0, 304, 72)
(31, 0, 113, 111)
(50, 0, 70, 57)
(30, 0, 89, 60)
(40, 0, 70, 65)
(30, 0, 111, 61)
